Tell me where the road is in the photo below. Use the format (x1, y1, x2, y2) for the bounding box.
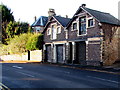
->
(1, 63, 120, 88)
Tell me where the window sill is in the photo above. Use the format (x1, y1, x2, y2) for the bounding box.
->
(57, 33, 61, 34)
(87, 26, 95, 29)
(47, 34, 51, 35)
(77, 34, 87, 36)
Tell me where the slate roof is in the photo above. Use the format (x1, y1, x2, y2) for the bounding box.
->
(83, 7, 120, 25)
(67, 6, 120, 27)
(54, 16, 70, 27)
(31, 16, 48, 27)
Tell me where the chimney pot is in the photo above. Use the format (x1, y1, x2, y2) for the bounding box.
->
(48, 8, 56, 16)
(66, 15, 68, 18)
(34, 16, 37, 22)
(81, 4, 86, 7)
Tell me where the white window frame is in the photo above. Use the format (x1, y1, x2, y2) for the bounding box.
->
(72, 22, 78, 31)
(87, 17, 95, 28)
(77, 16, 87, 36)
(51, 23, 57, 40)
(47, 28, 51, 35)
(57, 26, 61, 34)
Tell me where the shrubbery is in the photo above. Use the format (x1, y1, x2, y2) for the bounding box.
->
(26, 33, 43, 51)
(0, 33, 43, 55)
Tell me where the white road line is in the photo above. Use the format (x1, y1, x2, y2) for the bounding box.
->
(87, 76, 119, 84)
(0, 82, 10, 90)
(12, 66, 23, 69)
(17, 71, 35, 77)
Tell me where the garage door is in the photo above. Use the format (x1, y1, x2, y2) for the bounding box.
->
(76, 41, 86, 65)
(46, 45, 52, 62)
(56, 45, 64, 63)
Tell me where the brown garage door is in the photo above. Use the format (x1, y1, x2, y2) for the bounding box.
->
(56, 45, 64, 63)
(76, 41, 86, 65)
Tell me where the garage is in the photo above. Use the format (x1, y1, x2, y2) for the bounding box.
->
(56, 45, 64, 63)
(76, 41, 86, 65)
(46, 45, 52, 62)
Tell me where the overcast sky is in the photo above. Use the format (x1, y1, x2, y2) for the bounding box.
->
(1, 0, 120, 25)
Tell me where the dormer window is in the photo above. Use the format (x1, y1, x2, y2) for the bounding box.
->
(57, 26, 61, 34)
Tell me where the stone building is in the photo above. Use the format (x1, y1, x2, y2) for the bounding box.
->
(42, 4, 120, 66)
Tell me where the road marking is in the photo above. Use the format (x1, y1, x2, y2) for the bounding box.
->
(12, 65, 23, 69)
(17, 71, 35, 77)
(0, 82, 10, 90)
(87, 76, 119, 84)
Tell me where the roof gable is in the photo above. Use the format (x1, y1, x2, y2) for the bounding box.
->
(67, 6, 120, 28)
(43, 16, 70, 33)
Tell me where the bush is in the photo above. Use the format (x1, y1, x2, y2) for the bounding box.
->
(0, 44, 8, 55)
(26, 33, 43, 51)
(7, 33, 33, 54)
(0, 33, 43, 55)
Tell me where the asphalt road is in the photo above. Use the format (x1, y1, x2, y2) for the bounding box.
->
(1, 63, 120, 89)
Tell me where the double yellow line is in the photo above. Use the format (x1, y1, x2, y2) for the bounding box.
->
(0, 82, 10, 90)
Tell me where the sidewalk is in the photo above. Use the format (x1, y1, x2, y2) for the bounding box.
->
(0, 60, 41, 63)
(42, 62, 120, 75)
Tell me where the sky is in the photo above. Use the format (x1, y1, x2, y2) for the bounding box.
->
(1, 0, 120, 25)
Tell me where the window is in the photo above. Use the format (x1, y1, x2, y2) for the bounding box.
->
(88, 19, 94, 27)
(57, 27, 61, 34)
(47, 29, 51, 35)
(73, 23, 77, 30)
(52, 25, 57, 39)
(37, 30, 40, 32)
(79, 17, 86, 35)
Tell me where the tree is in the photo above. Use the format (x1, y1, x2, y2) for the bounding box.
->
(0, 4, 14, 44)
(6, 21, 30, 38)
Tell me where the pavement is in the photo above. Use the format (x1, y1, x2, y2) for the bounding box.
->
(41, 63, 120, 75)
(0, 60, 41, 63)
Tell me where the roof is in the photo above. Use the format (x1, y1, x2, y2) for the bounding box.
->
(31, 16, 48, 27)
(67, 6, 120, 27)
(83, 7, 120, 25)
(54, 16, 70, 27)
(43, 16, 70, 33)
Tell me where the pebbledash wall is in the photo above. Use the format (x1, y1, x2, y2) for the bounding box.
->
(0, 50, 42, 62)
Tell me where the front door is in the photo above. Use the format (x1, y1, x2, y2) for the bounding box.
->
(56, 45, 64, 63)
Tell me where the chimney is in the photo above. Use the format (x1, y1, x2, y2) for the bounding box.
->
(34, 16, 37, 22)
(48, 8, 56, 17)
(66, 15, 68, 18)
(81, 4, 86, 7)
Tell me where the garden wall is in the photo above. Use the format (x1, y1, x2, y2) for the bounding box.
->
(0, 50, 42, 62)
